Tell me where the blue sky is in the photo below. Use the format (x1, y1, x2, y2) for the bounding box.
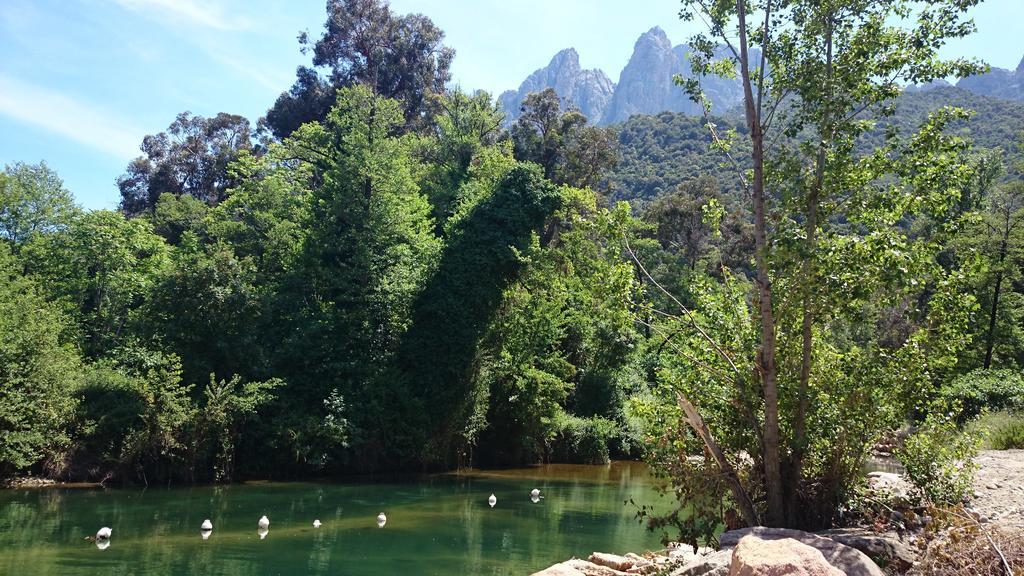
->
(2, 0, 1022, 210)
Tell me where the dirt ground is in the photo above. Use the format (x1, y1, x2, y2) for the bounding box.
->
(971, 449, 1024, 530)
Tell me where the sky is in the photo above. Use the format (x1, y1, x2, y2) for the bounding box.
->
(2, 0, 1023, 210)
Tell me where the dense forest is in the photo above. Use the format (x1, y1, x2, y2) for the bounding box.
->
(2, 0, 1024, 546)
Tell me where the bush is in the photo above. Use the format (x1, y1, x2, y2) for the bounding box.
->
(940, 369, 1024, 423)
(967, 411, 1024, 450)
(897, 416, 979, 505)
(548, 413, 617, 464)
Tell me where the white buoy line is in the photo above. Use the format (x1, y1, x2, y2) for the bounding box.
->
(88, 488, 545, 548)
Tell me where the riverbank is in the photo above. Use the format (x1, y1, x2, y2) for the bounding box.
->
(531, 450, 1024, 575)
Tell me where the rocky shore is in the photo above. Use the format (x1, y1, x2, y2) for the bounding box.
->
(532, 450, 1024, 576)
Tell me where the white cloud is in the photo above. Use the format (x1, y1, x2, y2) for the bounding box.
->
(0, 75, 142, 160)
(111, 0, 247, 31)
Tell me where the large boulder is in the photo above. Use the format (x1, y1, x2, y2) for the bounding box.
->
(720, 528, 884, 576)
(728, 535, 844, 576)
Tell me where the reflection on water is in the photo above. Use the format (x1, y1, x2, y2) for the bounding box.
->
(0, 462, 665, 575)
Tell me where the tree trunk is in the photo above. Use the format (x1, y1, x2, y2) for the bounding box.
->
(736, 0, 785, 526)
(984, 239, 1008, 369)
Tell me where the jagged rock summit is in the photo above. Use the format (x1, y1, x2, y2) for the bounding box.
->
(499, 27, 753, 126)
(954, 52, 1024, 102)
(498, 48, 614, 125)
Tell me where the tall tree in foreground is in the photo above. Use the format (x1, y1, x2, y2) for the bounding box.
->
(642, 0, 984, 532)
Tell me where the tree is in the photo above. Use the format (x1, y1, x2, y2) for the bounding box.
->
(278, 85, 441, 468)
(264, 0, 454, 138)
(118, 112, 254, 215)
(0, 243, 80, 474)
(966, 181, 1024, 368)
(0, 162, 77, 245)
(23, 211, 171, 357)
(510, 88, 619, 189)
(645, 0, 984, 531)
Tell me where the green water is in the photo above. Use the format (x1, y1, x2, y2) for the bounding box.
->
(0, 462, 666, 575)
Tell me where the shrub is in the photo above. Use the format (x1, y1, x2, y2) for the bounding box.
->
(548, 413, 617, 464)
(897, 416, 979, 505)
(967, 411, 1024, 450)
(940, 369, 1024, 423)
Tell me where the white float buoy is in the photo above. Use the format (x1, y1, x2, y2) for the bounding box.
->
(313, 519, 321, 528)
(258, 515, 270, 529)
(531, 494, 541, 504)
(96, 527, 112, 540)
(376, 512, 387, 528)
(530, 488, 540, 498)
(488, 494, 497, 507)
(201, 519, 213, 531)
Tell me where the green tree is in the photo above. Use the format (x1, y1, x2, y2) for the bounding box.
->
(23, 211, 171, 357)
(280, 85, 441, 468)
(118, 112, 253, 215)
(0, 161, 77, 245)
(510, 88, 619, 189)
(647, 0, 984, 531)
(265, 0, 454, 137)
(0, 243, 81, 474)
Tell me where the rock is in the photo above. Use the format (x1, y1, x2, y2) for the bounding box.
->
(588, 553, 633, 571)
(866, 471, 913, 501)
(498, 48, 615, 125)
(956, 54, 1024, 102)
(728, 535, 844, 576)
(817, 528, 917, 572)
(532, 559, 632, 576)
(720, 527, 884, 576)
(532, 561, 588, 576)
(565, 559, 631, 576)
(670, 549, 733, 576)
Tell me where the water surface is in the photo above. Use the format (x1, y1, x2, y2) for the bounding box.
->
(0, 462, 665, 575)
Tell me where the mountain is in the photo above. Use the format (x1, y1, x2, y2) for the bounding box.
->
(498, 48, 615, 125)
(956, 55, 1024, 102)
(498, 27, 751, 126)
(607, 86, 1024, 205)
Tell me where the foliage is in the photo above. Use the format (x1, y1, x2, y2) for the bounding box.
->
(634, 0, 986, 539)
(118, 112, 254, 215)
(0, 162, 77, 245)
(73, 347, 194, 483)
(941, 369, 1024, 423)
(22, 210, 171, 357)
(547, 412, 618, 465)
(897, 416, 979, 505)
(966, 411, 1024, 450)
(509, 88, 619, 189)
(265, 0, 454, 137)
(196, 374, 282, 482)
(0, 243, 80, 474)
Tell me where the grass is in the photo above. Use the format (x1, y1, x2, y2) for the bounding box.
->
(965, 411, 1024, 450)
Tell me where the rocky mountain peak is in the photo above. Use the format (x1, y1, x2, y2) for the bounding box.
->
(498, 47, 614, 125)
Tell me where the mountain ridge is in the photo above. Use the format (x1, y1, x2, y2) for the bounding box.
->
(499, 28, 1024, 123)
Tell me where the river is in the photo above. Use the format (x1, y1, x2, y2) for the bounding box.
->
(0, 461, 666, 575)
